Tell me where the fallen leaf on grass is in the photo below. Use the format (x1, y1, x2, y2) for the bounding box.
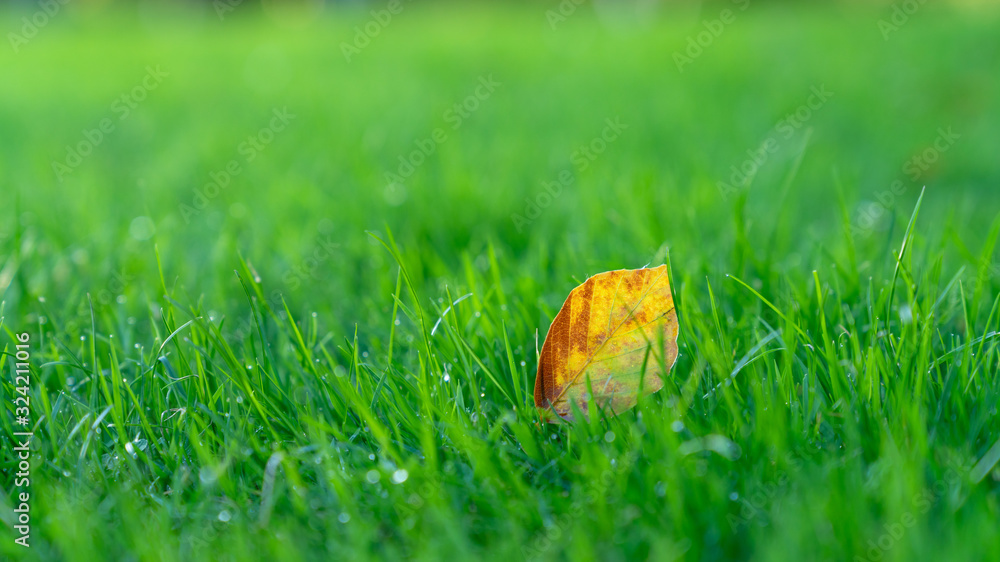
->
(534, 265, 679, 422)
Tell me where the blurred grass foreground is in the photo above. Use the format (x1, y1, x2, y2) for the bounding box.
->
(2, 0, 1000, 561)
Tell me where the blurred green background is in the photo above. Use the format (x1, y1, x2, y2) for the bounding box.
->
(2, 0, 998, 329)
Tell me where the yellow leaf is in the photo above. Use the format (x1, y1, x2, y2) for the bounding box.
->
(534, 265, 679, 422)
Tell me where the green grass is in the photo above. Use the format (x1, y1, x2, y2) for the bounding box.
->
(2, 2, 1000, 560)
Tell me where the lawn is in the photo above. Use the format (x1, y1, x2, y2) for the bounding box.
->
(2, 1, 1000, 560)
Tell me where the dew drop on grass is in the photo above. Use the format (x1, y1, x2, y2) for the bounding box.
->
(338, 513, 350, 524)
(368, 454, 375, 461)
(899, 305, 913, 325)
(218, 510, 231, 522)
(199, 467, 215, 484)
(671, 420, 685, 432)
(604, 431, 615, 443)
(392, 469, 409, 484)
(655, 482, 666, 497)
(394, 319, 400, 325)
(729, 492, 739, 501)
(366, 470, 380, 484)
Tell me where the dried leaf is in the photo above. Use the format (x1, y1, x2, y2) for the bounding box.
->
(534, 265, 679, 422)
